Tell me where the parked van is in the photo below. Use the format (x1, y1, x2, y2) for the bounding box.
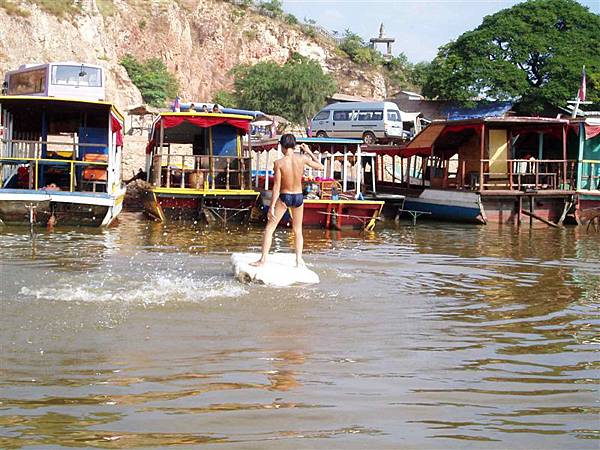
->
(311, 101, 406, 144)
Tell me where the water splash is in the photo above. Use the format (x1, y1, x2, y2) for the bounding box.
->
(19, 274, 247, 306)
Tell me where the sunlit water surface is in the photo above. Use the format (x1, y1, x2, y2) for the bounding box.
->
(1, 212, 599, 449)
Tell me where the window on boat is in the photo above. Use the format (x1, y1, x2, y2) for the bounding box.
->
(51, 65, 102, 87)
(7, 68, 47, 95)
(387, 110, 400, 122)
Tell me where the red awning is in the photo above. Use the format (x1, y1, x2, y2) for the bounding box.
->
(160, 115, 250, 134)
(585, 124, 600, 140)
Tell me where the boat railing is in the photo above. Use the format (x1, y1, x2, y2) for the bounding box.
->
(376, 155, 578, 192)
(151, 153, 252, 191)
(0, 139, 110, 193)
(480, 159, 576, 191)
(578, 160, 600, 191)
(428, 158, 576, 191)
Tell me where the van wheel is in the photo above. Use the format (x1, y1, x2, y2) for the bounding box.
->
(362, 132, 376, 145)
(316, 131, 328, 138)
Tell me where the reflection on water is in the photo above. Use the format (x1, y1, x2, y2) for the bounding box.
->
(0, 213, 599, 449)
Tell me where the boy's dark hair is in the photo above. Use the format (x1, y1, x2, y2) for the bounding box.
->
(280, 133, 296, 149)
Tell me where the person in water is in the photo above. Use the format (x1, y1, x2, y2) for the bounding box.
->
(251, 134, 324, 268)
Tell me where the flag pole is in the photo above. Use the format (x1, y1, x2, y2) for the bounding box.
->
(572, 65, 585, 118)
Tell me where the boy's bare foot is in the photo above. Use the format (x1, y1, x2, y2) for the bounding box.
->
(295, 258, 306, 268)
(250, 259, 266, 267)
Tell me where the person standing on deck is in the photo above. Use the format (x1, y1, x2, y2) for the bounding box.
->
(251, 134, 324, 268)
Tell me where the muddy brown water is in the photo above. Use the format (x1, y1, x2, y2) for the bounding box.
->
(1, 213, 599, 449)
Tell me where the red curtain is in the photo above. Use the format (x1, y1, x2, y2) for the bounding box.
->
(110, 113, 124, 147)
(161, 115, 250, 134)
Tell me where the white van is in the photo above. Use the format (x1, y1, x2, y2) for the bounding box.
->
(311, 101, 406, 144)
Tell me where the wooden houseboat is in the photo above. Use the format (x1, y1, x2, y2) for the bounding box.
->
(0, 63, 126, 227)
(570, 117, 600, 224)
(142, 110, 259, 224)
(251, 137, 384, 230)
(371, 117, 576, 225)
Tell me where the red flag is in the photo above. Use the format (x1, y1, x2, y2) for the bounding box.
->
(577, 66, 586, 102)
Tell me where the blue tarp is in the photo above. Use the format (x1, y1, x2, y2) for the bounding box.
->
(445, 102, 513, 120)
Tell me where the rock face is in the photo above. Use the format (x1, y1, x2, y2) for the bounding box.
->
(0, 0, 388, 110)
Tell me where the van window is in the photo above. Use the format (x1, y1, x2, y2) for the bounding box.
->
(333, 110, 352, 121)
(358, 110, 383, 121)
(387, 110, 400, 122)
(314, 111, 329, 121)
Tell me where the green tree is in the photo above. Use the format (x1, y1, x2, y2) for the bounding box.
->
(409, 61, 432, 89)
(257, 0, 283, 17)
(422, 0, 600, 112)
(232, 53, 336, 124)
(212, 89, 238, 108)
(120, 55, 179, 107)
(338, 30, 382, 66)
(383, 53, 413, 88)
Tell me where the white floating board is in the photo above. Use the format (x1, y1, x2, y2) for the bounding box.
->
(231, 253, 320, 287)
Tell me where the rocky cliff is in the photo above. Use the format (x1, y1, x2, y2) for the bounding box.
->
(0, 0, 389, 110)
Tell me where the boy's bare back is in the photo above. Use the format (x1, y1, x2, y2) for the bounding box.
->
(276, 154, 308, 194)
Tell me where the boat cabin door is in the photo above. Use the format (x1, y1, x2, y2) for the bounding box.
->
(488, 129, 509, 183)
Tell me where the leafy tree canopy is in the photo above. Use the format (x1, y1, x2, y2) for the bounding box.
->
(339, 31, 383, 66)
(422, 0, 600, 112)
(231, 53, 336, 124)
(120, 55, 179, 107)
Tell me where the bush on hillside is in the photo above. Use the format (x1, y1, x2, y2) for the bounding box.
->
(338, 31, 382, 66)
(120, 55, 179, 107)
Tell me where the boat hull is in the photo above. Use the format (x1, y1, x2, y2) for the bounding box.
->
(0, 188, 124, 227)
(401, 189, 485, 223)
(142, 188, 259, 224)
(576, 191, 600, 224)
(258, 192, 384, 230)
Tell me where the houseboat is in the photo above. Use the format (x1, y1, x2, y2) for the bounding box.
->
(141, 108, 259, 224)
(570, 117, 600, 224)
(0, 62, 126, 227)
(372, 117, 576, 225)
(251, 137, 384, 230)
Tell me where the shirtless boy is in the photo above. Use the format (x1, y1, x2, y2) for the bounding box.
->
(251, 134, 324, 267)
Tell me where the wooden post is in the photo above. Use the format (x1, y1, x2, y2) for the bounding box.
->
(265, 150, 270, 190)
(355, 144, 362, 198)
(562, 124, 567, 188)
(255, 152, 260, 188)
(343, 149, 348, 192)
(226, 158, 230, 190)
(329, 153, 334, 179)
(371, 155, 376, 193)
(535, 160, 539, 189)
(479, 123, 485, 192)
(398, 156, 403, 185)
(508, 157, 513, 190)
(70, 161, 74, 192)
(209, 127, 214, 190)
(181, 155, 185, 188)
(392, 155, 396, 184)
(159, 118, 165, 188)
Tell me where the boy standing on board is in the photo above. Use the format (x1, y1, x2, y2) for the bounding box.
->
(251, 134, 324, 267)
